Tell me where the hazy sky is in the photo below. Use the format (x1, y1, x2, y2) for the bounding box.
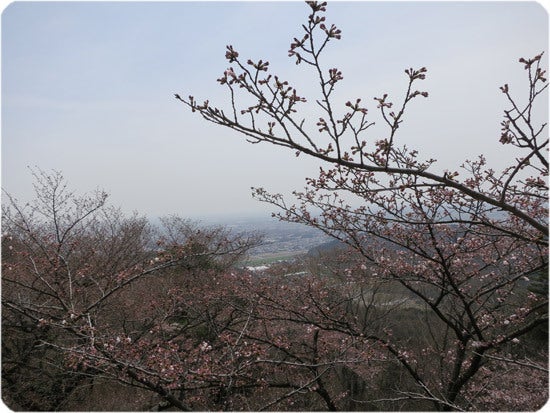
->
(2, 1, 548, 219)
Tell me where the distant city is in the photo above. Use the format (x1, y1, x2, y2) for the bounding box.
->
(199, 213, 332, 266)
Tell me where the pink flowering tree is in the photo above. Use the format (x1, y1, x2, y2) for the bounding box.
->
(3, 169, 384, 410)
(176, 1, 548, 410)
(1, 169, 263, 410)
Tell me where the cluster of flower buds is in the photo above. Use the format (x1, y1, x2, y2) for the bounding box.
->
(409, 90, 429, 99)
(289, 34, 309, 52)
(535, 67, 547, 82)
(345, 98, 368, 114)
(274, 76, 289, 90)
(374, 93, 393, 109)
(288, 89, 306, 103)
(518, 54, 547, 83)
(247, 59, 269, 72)
(405, 66, 427, 80)
(317, 117, 329, 132)
(327, 67, 343, 85)
(499, 120, 514, 144)
(518, 52, 544, 69)
(320, 23, 341, 39)
(306, 1, 327, 13)
(225, 45, 239, 62)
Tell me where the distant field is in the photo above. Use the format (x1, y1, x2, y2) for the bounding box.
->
(243, 250, 308, 266)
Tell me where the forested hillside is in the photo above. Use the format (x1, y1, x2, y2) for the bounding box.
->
(2, 167, 547, 411)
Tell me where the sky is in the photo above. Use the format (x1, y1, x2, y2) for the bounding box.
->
(2, 1, 548, 220)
